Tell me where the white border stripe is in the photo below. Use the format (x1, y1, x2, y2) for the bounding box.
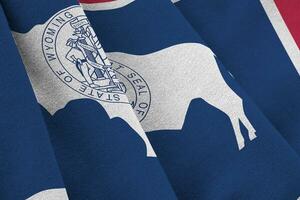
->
(26, 188, 69, 200)
(81, 0, 134, 11)
(260, 0, 300, 75)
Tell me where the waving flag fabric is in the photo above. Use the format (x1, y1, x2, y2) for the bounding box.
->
(0, 0, 176, 199)
(80, 0, 300, 199)
(1, 0, 300, 199)
(173, 0, 300, 154)
(0, 4, 68, 200)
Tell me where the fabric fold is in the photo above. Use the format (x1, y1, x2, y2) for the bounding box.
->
(0, 4, 68, 200)
(0, 0, 177, 199)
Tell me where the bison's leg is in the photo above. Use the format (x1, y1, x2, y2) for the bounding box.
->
(239, 112, 257, 141)
(229, 115, 245, 150)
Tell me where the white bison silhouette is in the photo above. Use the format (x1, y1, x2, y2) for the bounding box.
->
(108, 43, 257, 150)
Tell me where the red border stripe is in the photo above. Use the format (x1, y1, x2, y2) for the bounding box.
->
(275, 0, 300, 49)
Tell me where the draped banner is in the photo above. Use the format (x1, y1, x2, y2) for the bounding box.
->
(1, 0, 300, 199)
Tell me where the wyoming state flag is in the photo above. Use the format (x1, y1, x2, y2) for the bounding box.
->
(173, 0, 300, 155)
(0, 0, 176, 199)
(0, 4, 68, 200)
(80, 0, 300, 199)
